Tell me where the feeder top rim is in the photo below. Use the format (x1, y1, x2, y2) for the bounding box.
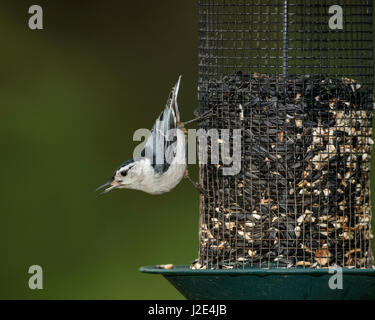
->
(139, 265, 375, 276)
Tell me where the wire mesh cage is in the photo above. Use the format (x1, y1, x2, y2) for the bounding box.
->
(195, 0, 374, 269)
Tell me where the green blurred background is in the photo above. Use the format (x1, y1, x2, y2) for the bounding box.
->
(0, 0, 199, 299)
(0, 1, 374, 300)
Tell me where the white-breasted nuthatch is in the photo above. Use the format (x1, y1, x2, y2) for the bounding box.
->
(97, 76, 206, 195)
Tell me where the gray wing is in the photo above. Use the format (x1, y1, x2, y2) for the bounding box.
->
(142, 76, 182, 174)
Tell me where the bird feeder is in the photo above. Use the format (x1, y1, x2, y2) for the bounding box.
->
(140, 0, 375, 299)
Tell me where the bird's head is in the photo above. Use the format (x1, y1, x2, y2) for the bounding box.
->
(97, 159, 138, 194)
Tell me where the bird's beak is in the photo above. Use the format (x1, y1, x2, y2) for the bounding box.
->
(96, 180, 120, 195)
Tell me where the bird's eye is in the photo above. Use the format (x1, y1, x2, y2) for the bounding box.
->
(120, 171, 127, 177)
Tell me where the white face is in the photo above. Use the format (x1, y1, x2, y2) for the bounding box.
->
(114, 163, 137, 188)
(97, 162, 139, 194)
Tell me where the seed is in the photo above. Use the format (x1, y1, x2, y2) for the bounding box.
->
(344, 249, 361, 258)
(314, 249, 332, 266)
(332, 222, 342, 229)
(296, 261, 311, 267)
(245, 222, 255, 228)
(252, 214, 261, 220)
(297, 214, 306, 224)
(156, 264, 175, 270)
(295, 119, 303, 128)
(295, 226, 301, 238)
(190, 261, 203, 270)
(248, 250, 257, 257)
(341, 231, 354, 240)
(225, 222, 236, 230)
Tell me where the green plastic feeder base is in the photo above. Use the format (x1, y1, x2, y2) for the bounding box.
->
(139, 265, 375, 300)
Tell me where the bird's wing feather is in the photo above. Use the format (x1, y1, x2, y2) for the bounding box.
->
(142, 76, 182, 174)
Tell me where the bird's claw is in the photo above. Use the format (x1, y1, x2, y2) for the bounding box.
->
(178, 122, 188, 134)
(184, 170, 208, 196)
(181, 108, 214, 127)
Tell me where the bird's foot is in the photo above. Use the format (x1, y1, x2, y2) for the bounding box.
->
(178, 122, 188, 134)
(184, 169, 189, 179)
(182, 109, 213, 127)
(184, 170, 207, 195)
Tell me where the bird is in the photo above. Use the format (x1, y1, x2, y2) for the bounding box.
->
(97, 76, 207, 195)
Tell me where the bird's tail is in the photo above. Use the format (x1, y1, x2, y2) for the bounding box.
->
(153, 76, 182, 139)
(167, 75, 182, 124)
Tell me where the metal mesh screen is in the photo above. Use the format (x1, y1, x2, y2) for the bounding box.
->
(195, 0, 374, 269)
